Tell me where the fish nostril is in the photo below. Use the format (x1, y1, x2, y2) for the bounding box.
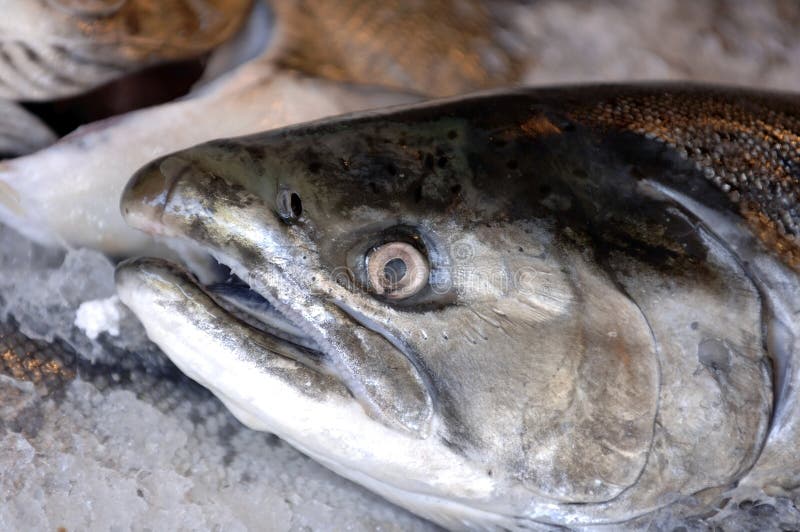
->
(290, 192, 302, 218)
(277, 188, 302, 223)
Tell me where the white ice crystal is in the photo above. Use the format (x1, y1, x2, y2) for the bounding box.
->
(75, 296, 123, 340)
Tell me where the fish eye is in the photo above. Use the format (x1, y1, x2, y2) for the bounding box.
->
(276, 189, 302, 223)
(367, 242, 429, 299)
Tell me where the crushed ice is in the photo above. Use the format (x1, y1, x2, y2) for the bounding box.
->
(75, 296, 123, 340)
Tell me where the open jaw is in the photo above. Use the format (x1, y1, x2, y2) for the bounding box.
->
(114, 252, 366, 410)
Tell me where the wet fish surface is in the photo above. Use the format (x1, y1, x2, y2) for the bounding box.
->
(113, 84, 800, 528)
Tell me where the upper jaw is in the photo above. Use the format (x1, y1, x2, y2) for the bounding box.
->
(120, 154, 183, 238)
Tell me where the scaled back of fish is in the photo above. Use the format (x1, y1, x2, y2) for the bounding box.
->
(105, 84, 800, 527)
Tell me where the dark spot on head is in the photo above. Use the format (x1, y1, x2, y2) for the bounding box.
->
(690, 321, 699, 330)
(518, 247, 524, 252)
(451, 184, 462, 194)
(308, 162, 321, 174)
(437, 156, 448, 168)
(447, 130, 458, 140)
(136, 488, 144, 498)
(243, 146, 264, 162)
(368, 181, 379, 194)
(424, 153, 434, 170)
(413, 184, 423, 203)
(507, 159, 518, 170)
(386, 163, 397, 176)
(572, 167, 588, 179)
(491, 137, 507, 148)
(538, 184, 552, 196)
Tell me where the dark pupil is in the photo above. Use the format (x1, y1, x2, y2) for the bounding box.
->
(290, 193, 302, 218)
(383, 258, 407, 284)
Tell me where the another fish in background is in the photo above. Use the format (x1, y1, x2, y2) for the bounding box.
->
(268, 0, 524, 97)
(0, 0, 254, 155)
(0, 0, 254, 101)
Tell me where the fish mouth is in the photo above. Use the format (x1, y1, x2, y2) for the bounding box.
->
(117, 153, 435, 436)
(117, 255, 328, 378)
(118, 155, 326, 365)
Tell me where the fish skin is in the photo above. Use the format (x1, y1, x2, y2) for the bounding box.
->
(115, 84, 798, 527)
(0, 0, 253, 100)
